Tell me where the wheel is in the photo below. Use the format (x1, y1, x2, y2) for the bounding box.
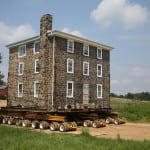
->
(39, 121, 49, 130)
(83, 120, 92, 127)
(2, 118, 8, 124)
(105, 117, 111, 124)
(22, 120, 31, 127)
(16, 119, 23, 126)
(59, 123, 68, 132)
(92, 120, 100, 128)
(50, 122, 59, 131)
(32, 120, 39, 129)
(8, 118, 16, 125)
(114, 119, 119, 125)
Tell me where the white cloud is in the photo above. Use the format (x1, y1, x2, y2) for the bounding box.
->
(0, 21, 36, 44)
(62, 27, 83, 37)
(90, 0, 149, 29)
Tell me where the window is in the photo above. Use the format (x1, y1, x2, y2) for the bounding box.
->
(67, 40, 74, 53)
(34, 81, 39, 97)
(18, 82, 23, 97)
(97, 48, 102, 59)
(35, 59, 40, 73)
(67, 58, 74, 73)
(97, 64, 102, 77)
(83, 62, 89, 75)
(83, 45, 89, 56)
(34, 41, 40, 54)
(18, 45, 26, 57)
(66, 81, 74, 97)
(97, 84, 102, 98)
(18, 62, 24, 75)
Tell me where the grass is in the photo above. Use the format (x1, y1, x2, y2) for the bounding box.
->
(111, 98, 150, 122)
(0, 125, 150, 150)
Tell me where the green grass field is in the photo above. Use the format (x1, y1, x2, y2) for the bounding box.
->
(0, 126, 150, 150)
(111, 98, 150, 122)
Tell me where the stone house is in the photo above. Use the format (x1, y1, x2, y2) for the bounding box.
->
(6, 14, 113, 111)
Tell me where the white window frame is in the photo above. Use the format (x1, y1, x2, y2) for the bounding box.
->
(83, 62, 89, 76)
(34, 40, 40, 54)
(35, 59, 40, 73)
(67, 40, 74, 53)
(18, 82, 23, 97)
(18, 45, 26, 57)
(66, 81, 74, 98)
(97, 64, 102, 77)
(34, 81, 39, 98)
(83, 44, 89, 56)
(97, 84, 102, 98)
(67, 58, 74, 73)
(18, 62, 24, 75)
(97, 48, 102, 59)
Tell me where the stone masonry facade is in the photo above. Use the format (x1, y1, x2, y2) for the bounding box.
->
(7, 14, 112, 111)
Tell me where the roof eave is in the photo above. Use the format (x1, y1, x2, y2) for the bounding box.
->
(6, 36, 40, 48)
(47, 30, 114, 51)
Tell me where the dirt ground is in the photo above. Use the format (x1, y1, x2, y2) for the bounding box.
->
(40, 123, 150, 141)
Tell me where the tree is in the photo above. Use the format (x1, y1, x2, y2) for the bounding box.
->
(0, 53, 6, 86)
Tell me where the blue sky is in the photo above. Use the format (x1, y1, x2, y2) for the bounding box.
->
(0, 0, 150, 94)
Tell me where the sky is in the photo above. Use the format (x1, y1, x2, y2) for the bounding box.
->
(0, 0, 150, 94)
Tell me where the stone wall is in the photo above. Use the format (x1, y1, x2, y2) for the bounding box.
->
(54, 36, 110, 109)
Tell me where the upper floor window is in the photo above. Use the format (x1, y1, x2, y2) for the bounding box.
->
(97, 84, 102, 98)
(83, 45, 89, 56)
(83, 62, 89, 76)
(66, 81, 74, 98)
(18, 82, 23, 97)
(97, 48, 102, 59)
(34, 81, 39, 98)
(35, 59, 40, 73)
(67, 58, 74, 73)
(34, 41, 40, 54)
(18, 45, 26, 57)
(18, 62, 24, 75)
(67, 40, 74, 53)
(97, 64, 102, 77)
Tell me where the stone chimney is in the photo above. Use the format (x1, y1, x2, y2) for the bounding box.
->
(39, 14, 53, 110)
(40, 14, 52, 36)
(40, 14, 53, 48)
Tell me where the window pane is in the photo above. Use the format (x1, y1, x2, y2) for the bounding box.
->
(19, 63, 24, 75)
(97, 84, 102, 98)
(83, 62, 89, 75)
(67, 81, 73, 97)
(83, 45, 89, 56)
(97, 48, 102, 59)
(19, 45, 26, 56)
(67, 40, 74, 53)
(18, 83, 23, 97)
(35, 41, 40, 53)
(97, 65, 102, 77)
(67, 59, 74, 73)
(35, 60, 40, 73)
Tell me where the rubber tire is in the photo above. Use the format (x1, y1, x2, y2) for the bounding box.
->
(50, 122, 59, 131)
(83, 120, 92, 127)
(2, 118, 8, 124)
(22, 120, 31, 127)
(59, 123, 68, 132)
(32, 120, 39, 129)
(39, 121, 49, 130)
(8, 118, 16, 125)
(16, 119, 23, 126)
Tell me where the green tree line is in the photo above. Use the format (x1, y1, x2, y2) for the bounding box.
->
(111, 92, 150, 101)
